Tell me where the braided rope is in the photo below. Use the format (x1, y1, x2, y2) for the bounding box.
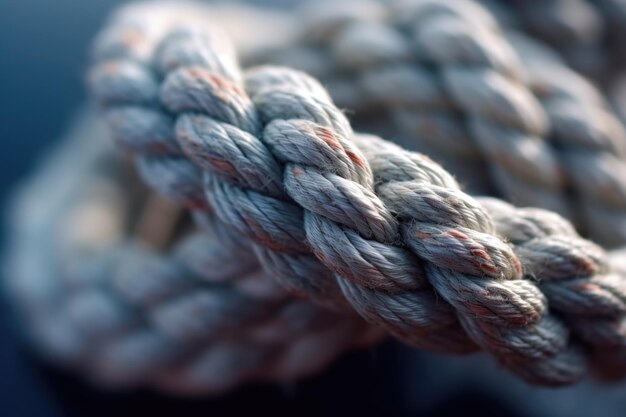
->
(6, 0, 626, 393)
(253, 0, 626, 247)
(86, 1, 626, 386)
(6, 112, 379, 394)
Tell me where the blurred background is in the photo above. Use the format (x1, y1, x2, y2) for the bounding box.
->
(1, 2, 129, 416)
(3, 1, 626, 417)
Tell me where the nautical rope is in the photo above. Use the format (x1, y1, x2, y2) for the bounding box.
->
(5, 113, 379, 394)
(253, 0, 626, 247)
(87, 1, 626, 386)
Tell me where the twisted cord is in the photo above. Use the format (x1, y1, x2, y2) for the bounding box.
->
(90, 2, 351, 308)
(174, 59, 478, 352)
(94, 2, 626, 384)
(255, 0, 626, 247)
(474, 1, 626, 246)
(88, 1, 626, 385)
(5, 115, 378, 394)
(89, 1, 225, 208)
(153, 20, 520, 361)
(173, 55, 626, 382)
(262, 0, 571, 212)
(478, 197, 626, 380)
(353, 133, 626, 383)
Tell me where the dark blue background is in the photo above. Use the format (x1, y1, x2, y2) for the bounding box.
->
(1, 2, 125, 416)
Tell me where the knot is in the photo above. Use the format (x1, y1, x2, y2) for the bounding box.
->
(86, 0, 626, 387)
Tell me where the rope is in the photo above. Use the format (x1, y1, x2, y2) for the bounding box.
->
(253, 0, 626, 247)
(8, 0, 626, 394)
(5, 112, 379, 394)
(86, 1, 626, 386)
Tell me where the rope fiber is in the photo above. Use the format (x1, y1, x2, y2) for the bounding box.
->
(8, 0, 626, 394)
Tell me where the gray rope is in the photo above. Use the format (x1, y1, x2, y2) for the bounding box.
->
(87, 1, 626, 385)
(253, 0, 626, 247)
(90, 1, 350, 307)
(5, 112, 379, 394)
(478, 197, 626, 380)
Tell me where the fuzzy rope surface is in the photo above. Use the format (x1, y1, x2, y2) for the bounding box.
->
(87, 1, 626, 386)
(5, 111, 379, 394)
(254, 0, 626, 247)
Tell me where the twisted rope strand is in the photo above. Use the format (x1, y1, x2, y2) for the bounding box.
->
(6, 114, 377, 394)
(479, 197, 626, 380)
(90, 1, 222, 207)
(86, 1, 626, 386)
(90, 2, 350, 308)
(257, 0, 626, 247)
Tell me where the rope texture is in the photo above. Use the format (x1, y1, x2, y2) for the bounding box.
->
(6, 114, 379, 394)
(480, 0, 626, 84)
(86, 1, 626, 386)
(254, 0, 626, 247)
